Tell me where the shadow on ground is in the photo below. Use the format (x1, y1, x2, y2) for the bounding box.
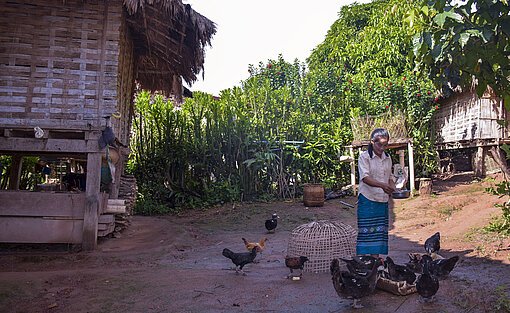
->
(0, 173, 509, 312)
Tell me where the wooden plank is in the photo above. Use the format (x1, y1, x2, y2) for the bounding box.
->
(97, 222, 114, 237)
(105, 205, 126, 214)
(97, 222, 113, 231)
(0, 137, 101, 153)
(98, 214, 114, 224)
(0, 217, 82, 243)
(107, 199, 125, 205)
(0, 191, 86, 217)
(82, 152, 101, 251)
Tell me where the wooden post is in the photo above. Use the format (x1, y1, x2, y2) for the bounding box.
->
(489, 146, 510, 180)
(8, 154, 23, 190)
(82, 152, 102, 250)
(408, 142, 415, 195)
(419, 178, 433, 195)
(397, 149, 405, 166)
(474, 146, 485, 177)
(349, 146, 356, 195)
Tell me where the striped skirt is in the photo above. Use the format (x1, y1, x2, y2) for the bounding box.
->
(356, 193, 389, 255)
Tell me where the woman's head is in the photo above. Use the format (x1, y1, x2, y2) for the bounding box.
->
(369, 128, 390, 157)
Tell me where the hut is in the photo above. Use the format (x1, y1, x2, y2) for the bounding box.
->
(0, 0, 216, 249)
(434, 88, 510, 177)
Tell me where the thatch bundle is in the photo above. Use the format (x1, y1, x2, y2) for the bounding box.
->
(123, 0, 216, 95)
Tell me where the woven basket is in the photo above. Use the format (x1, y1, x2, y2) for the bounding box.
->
(287, 220, 357, 273)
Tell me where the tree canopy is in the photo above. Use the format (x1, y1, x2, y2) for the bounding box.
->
(408, 0, 510, 103)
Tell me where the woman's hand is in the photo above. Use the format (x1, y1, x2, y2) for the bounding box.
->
(362, 176, 397, 195)
(381, 183, 396, 195)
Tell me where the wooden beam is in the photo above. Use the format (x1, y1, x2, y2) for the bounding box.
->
(408, 142, 415, 195)
(0, 137, 101, 153)
(348, 146, 356, 196)
(0, 217, 83, 243)
(82, 152, 102, 251)
(8, 154, 23, 190)
(0, 191, 86, 217)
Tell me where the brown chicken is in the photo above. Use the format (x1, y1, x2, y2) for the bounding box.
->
(285, 256, 309, 278)
(242, 237, 268, 253)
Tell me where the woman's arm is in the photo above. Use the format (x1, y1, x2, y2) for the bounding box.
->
(362, 176, 396, 195)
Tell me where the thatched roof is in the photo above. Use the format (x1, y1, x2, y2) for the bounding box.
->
(123, 0, 216, 95)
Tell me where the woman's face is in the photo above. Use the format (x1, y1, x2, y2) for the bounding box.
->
(371, 136, 388, 156)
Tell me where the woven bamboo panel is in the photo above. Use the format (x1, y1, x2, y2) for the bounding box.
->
(0, 0, 123, 132)
(287, 220, 357, 273)
(434, 91, 508, 144)
(112, 9, 135, 146)
(351, 110, 407, 142)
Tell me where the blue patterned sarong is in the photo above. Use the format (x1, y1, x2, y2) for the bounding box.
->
(356, 193, 388, 255)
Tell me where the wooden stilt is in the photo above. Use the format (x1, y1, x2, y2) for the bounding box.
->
(474, 146, 486, 177)
(82, 152, 102, 251)
(8, 154, 23, 190)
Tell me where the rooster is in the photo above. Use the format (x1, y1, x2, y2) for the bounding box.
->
(222, 247, 257, 275)
(285, 256, 309, 278)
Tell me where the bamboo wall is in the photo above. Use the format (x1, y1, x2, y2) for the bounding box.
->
(434, 91, 508, 147)
(0, 0, 131, 143)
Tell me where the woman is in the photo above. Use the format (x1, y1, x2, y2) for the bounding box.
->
(356, 128, 396, 257)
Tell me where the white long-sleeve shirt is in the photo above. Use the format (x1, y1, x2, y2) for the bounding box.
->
(358, 149, 393, 202)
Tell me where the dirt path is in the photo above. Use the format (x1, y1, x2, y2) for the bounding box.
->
(1, 173, 510, 312)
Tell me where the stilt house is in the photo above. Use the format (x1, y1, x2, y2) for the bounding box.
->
(0, 0, 216, 249)
(434, 89, 510, 176)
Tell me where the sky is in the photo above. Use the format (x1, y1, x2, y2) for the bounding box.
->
(183, 0, 371, 96)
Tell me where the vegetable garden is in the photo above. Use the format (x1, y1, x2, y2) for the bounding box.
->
(128, 0, 439, 213)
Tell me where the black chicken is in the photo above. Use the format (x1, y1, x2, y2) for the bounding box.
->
(405, 253, 423, 273)
(222, 247, 257, 275)
(285, 256, 309, 278)
(339, 255, 378, 276)
(385, 256, 417, 285)
(416, 255, 439, 302)
(422, 254, 459, 280)
(98, 126, 116, 148)
(424, 232, 440, 255)
(265, 213, 279, 233)
(331, 257, 383, 309)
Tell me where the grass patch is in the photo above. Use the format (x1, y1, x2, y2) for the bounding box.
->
(438, 204, 462, 216)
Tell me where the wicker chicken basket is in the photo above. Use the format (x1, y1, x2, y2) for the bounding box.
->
(286, 220, 357, 273)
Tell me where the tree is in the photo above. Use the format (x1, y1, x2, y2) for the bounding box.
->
(408, 0, 510, 102)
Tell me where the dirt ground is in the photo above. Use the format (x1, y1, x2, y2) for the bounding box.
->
(1, 173, 510, 313)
